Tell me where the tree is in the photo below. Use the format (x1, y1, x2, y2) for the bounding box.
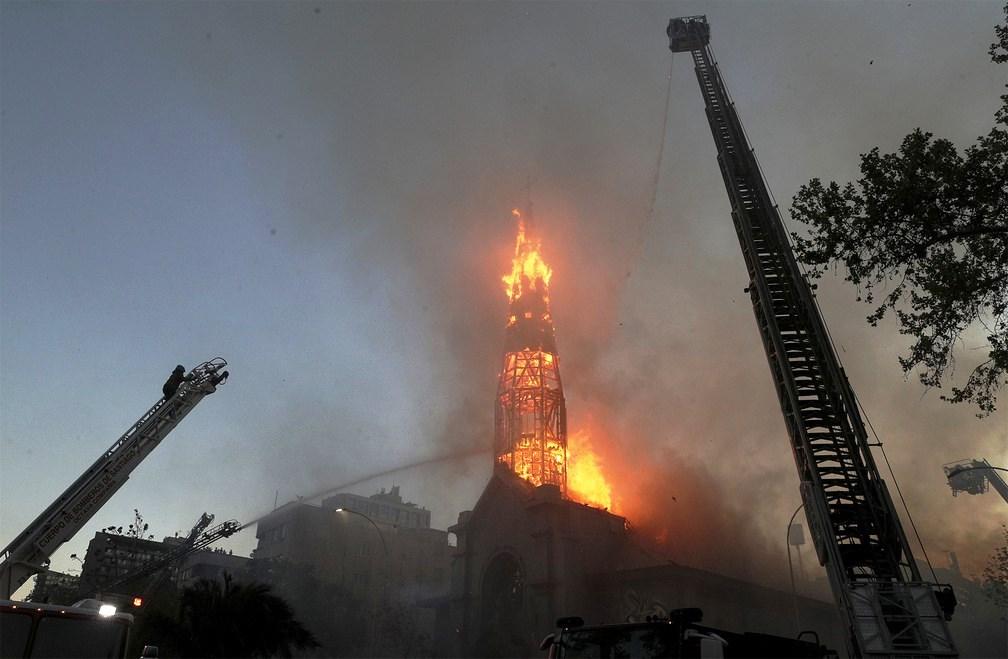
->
(142, 574, 318, 658)
(103, 508, 155, 540)
(790, 5, 1008, 415)
(984, 525, 1008, 610)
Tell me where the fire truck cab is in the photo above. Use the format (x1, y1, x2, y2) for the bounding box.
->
(540, 609, 836, 659)
(0, 599, 133, 659)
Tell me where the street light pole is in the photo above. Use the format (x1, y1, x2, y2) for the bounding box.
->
(335, 508, 390, 655)
(335, 508, 389, 558)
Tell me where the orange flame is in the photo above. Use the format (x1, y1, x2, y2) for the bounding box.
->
(502, 209, 552, 301)
(567, 428, 616, 511)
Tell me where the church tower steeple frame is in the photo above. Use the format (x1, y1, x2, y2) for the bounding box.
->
(494, 205, 567, 495)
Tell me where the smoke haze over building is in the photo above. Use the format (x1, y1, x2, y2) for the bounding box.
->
(1, 0, 1005, 602)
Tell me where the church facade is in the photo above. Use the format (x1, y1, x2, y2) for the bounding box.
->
(434, 467, 845, 656)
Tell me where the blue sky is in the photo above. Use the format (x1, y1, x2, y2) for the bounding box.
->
(2, 1, 1005, 598)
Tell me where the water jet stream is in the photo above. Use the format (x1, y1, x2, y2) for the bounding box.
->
(238, 447, 491, 532)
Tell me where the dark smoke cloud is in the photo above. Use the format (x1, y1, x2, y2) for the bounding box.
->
(164, 2, 1004, 581)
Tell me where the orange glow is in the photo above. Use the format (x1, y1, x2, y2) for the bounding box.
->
(502, 209, 553, 301)
(497, 434, 566, 488)
(502, 349, 560, 390)
(497, 209, 566, 492)
(567, 428, 615, 511)
(496, 347, 566, 489)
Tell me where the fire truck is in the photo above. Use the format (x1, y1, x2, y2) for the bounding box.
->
(660, 16, 956, 658)
(0, 359, 228, 657)
(0, 599, 134, 659)
(540, 610, 836, 659)
(546, 16, 959, 659)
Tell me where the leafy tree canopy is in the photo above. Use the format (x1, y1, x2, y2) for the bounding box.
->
(983, 525, 1008, 609)
(143, 575, 318, 658)
(790, 4, 1008, 415)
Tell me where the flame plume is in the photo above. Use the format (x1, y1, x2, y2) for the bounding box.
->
(502, 209, 553, 302)
(494, 207, 616, 509)
(495, 208, 566, 492)
(567, 428, 615, 510)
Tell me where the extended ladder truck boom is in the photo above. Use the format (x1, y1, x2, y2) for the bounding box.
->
(944, 458, 1008, 505)
(104, 517, 241, 594)
(666, 17, 956, 658)
(0, 358, 229, 599)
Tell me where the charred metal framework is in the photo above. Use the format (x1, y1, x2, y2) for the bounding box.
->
(668, 15, 956, 657)
(494, 215, 567, 495)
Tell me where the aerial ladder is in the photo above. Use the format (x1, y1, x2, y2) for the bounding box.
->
(85, 511, 216, 596)
(0, 358, 229, 599)
(943, 458, 1008, 505)
(103, 515, 242, 595)
(666, 16, 956, 657)
(74, 512, 216, 599)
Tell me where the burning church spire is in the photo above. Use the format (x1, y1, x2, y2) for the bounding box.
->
(495, 206, 568, 495)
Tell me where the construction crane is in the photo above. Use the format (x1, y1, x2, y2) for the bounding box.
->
(667, 16, 956, 658)
(0, 358, 229, 599)
(943, 458, 1008, 505)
